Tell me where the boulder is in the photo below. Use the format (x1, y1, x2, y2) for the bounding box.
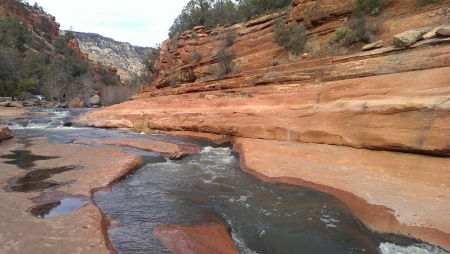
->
(423, 25, 445, 40)
(69, 97, 84, 108)
(55, 102, 69, 108)
(71, 121, 90, 127)
(436, 25, 450, 37)
(362, 40, 383, 51)
(22, 101, 36, 107)
(88, 95, 101, 107)
(0, 126, 13, 141)
(393, 27, 433, 47)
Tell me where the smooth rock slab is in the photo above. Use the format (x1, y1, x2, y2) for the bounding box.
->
(0, 140, 145, 253)
(154, 223, 240, 254)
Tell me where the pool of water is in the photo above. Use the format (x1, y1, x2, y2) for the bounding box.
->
(30, 198, 90, 218)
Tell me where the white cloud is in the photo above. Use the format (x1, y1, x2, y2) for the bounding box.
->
(34, 0, 189, 47)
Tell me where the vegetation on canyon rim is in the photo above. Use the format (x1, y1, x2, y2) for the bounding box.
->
(168, 0, 292, 39)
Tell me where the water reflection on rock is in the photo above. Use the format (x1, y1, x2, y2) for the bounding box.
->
(1, 150, 58, 169)
(30, 198, 89, 218)
(11, 182, 59, 192)
(9, 166, 83, 192)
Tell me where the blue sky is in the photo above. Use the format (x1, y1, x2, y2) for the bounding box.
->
(26, 0, 189, 47)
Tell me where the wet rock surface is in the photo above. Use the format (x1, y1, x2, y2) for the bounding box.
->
(74, 138, 202, 159)
(0, 139, 144, 253)
(154, 222, 240, 254)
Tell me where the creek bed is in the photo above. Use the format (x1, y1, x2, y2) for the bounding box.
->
(2, 108, 446, 254)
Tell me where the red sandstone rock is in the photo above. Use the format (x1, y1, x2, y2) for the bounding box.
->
(0, 126, 13, 141)
(0, 139, 144, 253)
(81, 66, 450, 250)
(154, 223, 240, 254)
(73, 138, 202, 159)
(0, 0, 60, 37)
(233, 138, 450, 250)
(82, 67, 450, 157)
(67, 39, 89, 61)
(4, 101, 24, 108)
(0, 107, 29, 119)
(69, 97, 85, 108)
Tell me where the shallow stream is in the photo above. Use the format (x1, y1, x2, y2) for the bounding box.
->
(1, 108, 447, 254)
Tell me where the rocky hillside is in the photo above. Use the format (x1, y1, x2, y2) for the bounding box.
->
(80, 0, 450, 251)
(136, 0, 450, 94)
(0, 0, 59, 36)
(73, 32, 152, 81)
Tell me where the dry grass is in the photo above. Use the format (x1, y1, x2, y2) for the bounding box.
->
(132, 119, 151, 133)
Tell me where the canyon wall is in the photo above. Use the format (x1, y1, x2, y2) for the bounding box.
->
(79, 0, 450, 250)
(74, 32, 152, 81)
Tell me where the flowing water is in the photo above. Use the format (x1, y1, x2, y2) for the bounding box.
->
(1, 108, 448, 254)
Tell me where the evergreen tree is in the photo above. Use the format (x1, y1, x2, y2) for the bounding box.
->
(169, 0, 291, 38)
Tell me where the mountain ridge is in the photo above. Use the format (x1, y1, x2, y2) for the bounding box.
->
(73, 31, 152, 81)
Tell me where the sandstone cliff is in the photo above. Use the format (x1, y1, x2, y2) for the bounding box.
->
(73, 32, 152, 81)
(80, 0, 450, 250)
(0, 0, 59, 36)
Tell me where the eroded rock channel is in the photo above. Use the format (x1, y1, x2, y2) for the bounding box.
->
(1, 109, 447, 253)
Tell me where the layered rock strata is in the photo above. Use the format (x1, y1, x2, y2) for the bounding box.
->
(80, 65, 450, 250)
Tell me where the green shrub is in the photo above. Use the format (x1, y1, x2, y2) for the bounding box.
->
(190, 48, 202, 62)
(97, 69, 118, 85)
(328, 16, 373, 50)
(132, 120, 151, 134)
(143, 44, 161, 73)
(223, 30, 236, 47)
(190, 32, 198, 41)
(169, 72, 181, 88)
(328, 27, 349, 45)
(273, 20, 308, 56)
(213, 45, 236, 79)
(354, 0, 385, 17)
